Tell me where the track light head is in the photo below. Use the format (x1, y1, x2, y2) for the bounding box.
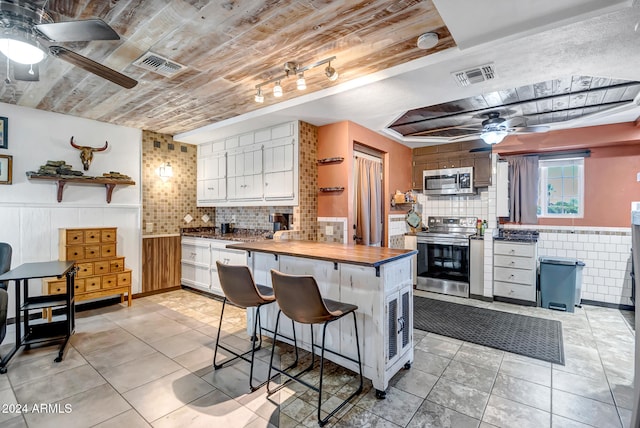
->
(325, 63, 338, 81)
(296, 73, 306, 90)
(273, 81, 283, 97)
(254, 87, 264, 103)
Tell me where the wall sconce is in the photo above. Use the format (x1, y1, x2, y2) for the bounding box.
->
(253, 56, 338, 102)
(158, 161, 173, 181)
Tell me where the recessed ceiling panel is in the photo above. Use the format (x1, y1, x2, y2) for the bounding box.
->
(388, 75, 640, 139)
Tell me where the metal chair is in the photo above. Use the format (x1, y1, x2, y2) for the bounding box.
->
(214, 262, 293, 392)
(267, 269, 363, 427)
(0, 243, 12, 291)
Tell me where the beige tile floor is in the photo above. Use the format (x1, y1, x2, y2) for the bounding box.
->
(0, 288, 634, 428)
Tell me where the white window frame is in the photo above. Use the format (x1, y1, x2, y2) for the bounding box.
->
(537, 157, 584, 218)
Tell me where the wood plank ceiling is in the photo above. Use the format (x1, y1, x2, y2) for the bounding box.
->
(389, 75, 640, 138)
(0, 0, 454, 136)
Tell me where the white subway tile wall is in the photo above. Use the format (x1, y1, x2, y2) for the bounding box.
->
(534, 229, 632, 306)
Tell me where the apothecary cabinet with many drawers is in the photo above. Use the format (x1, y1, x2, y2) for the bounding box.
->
(43, 227, 132, 319)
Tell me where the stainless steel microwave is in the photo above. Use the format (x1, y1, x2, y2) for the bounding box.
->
(423, 167, 474, 195)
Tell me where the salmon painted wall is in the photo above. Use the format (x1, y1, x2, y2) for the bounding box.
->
(495, 122, 640, 227)
(318, 120, 412, 244)
(317, 121, 350, 218)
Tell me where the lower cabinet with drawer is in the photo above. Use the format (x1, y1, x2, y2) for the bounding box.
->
(181, 237, 247, 297)
(493, 240, 538, 305)
(43, 227, 132, 320)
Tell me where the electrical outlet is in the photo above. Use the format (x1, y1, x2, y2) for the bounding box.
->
(146, 222, 153, 233)
(637, 172, 640, 182)
(325, 225, 334, 236)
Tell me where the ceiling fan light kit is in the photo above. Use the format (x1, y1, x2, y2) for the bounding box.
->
(0, 35, 45, 64)
(253, 56, 337, 102)
(480, 130, 508, 145)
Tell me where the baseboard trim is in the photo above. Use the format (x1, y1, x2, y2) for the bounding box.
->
(469, 294, 493, 302)
(580, 299, 634, 311)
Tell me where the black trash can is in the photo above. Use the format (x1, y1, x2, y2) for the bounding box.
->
(539, 257, 585, 313)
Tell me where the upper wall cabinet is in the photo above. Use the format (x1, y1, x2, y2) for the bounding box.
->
(197, 121, 299, 207)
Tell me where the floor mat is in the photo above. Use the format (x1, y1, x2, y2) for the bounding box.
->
(413, 296, 564, 365)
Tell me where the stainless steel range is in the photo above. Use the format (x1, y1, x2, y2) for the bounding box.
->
(416, 216, 478, 297)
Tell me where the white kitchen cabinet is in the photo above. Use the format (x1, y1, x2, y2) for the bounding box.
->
(385, 284, 412, 366)
(196, 121, 299, 206)
(264, 138, 295, 200)
(181, 237, 247, 297)
(496, 161, 509, 217)
(227, 146, 263, 200)
(493, 241, 537, 304)
(210, 241, 248, 296)
(197, 153, 226, 201)
(181, 238, 211, 289)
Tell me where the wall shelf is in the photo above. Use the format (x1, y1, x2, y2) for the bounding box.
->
(28, 175, 135, 203)
(317, 157, 344, 165)
(319, 187, 345, 192)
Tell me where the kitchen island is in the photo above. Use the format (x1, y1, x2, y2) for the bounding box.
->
(226, 240, 417, 397)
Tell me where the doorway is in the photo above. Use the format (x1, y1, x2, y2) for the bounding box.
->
(353, 146, 383, 246)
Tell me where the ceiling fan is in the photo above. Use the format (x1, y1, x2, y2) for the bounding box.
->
(0, 0, 137, 88)
(453, 110, 550, 145)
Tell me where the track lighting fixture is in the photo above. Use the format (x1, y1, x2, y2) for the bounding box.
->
(253, 56, 337, 102)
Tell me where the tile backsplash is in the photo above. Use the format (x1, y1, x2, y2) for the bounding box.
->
(142, 130, 212, 235)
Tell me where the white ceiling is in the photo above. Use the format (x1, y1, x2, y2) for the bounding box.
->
(174, 0, 640, 147)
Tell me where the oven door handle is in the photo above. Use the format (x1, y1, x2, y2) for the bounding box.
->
(418, 239, 469, 246)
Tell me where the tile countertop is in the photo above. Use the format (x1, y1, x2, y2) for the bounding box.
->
(181, 227, 272, 242)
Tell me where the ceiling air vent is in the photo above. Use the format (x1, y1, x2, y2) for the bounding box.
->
(132, 52, 186, 77)
(452, 63, 496, 87)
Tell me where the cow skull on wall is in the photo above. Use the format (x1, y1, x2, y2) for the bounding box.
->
(70, 137, 109, 171)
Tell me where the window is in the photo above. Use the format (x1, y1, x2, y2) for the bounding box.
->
(537, 157, 584, 217)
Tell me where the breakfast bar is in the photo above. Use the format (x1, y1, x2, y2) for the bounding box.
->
(226, 240, 417, 397)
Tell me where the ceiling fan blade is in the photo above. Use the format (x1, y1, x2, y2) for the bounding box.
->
(13, 63, 39, 82)
(449, 133, 482, 141)
(49, 46, 137, 89)
(405, 125, 482, 137)
(35, 19, 120, 42)
(511, 125, 550, 133)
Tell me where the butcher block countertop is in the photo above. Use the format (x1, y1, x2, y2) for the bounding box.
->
(226, 240, 417, 268)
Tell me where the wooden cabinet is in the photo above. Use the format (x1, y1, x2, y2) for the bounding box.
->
(493, 241, 537, 305)
(142, 235, 181, 293)
(411, 141, 492, 190)
(197, 121, 298, 206)
(44, 227, 132, 320)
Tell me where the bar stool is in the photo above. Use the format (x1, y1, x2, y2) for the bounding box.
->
(213, 262, 283, 392)
(267, 269, 363, 426)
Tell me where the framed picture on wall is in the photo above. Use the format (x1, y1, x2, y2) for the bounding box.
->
(0, 155, 12, 184)
(0, 117, 6, 149)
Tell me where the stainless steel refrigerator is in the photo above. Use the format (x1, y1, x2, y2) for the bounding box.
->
(631, 210, 640, 427)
